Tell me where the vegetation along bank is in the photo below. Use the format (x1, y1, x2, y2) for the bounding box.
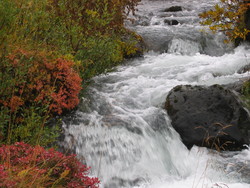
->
(0, 0, 250, 187)
(0, 0, 142, 187)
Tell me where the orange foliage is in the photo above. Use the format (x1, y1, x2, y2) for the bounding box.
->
(48, 58, 82, 114)
(9, 96, 24, 112)
(1, 49, 82, 115)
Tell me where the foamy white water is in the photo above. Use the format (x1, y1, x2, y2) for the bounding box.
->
(62, 0, 250, 187)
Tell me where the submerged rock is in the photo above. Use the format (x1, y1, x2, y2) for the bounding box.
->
(164, 19, 179, 25)
(164, 6, 183, 12)
(237, 64, 250, 74)
(165, 84, 250, 151)
(105, 177, 143, 188)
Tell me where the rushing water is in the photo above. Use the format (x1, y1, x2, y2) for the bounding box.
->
(62, 0, 250, 187)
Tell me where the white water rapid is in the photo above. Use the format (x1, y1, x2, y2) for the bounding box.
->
(62, 0, 250, 187)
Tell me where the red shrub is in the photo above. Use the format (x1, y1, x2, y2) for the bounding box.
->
(9, 96, 24, 112)
(1, 49, 82, 115)
(48, 58, 82, 114)
(0, 142, 100, 187)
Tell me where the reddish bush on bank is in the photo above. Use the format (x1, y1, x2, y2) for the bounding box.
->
(0, 142, 99, 187)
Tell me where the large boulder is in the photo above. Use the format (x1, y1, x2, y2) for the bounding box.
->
(165, 84, 250, 151)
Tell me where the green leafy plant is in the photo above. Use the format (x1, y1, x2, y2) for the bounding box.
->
(0, 0, 20, 53)
(47, 0, 143, 82)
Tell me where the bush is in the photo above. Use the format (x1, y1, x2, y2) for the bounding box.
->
(75, 32, 143, 81)
(199, 0, 250, 42)
(0, 0, 18, 52)
(1, 49, 82, 115)
(0, 49, 82, 145)
(0, 0, 143, 83)
(0, 0, 143, 147)
(47, 0, 143, 81)
(0, 142, 100, 187)
(75, 36, 123, 80)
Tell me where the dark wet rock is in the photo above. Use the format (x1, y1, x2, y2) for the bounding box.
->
(164, 6, 183, 12)
(219, 150, 250, 184)
(102, 115, 143, 135)
(237, 64, 250, 74)
(137, 30, 172, 52)
(148, 12, 154, 16)
(164, 19, 179, 25)
(143, 110, 169, 131)
(153, 21, 160, 25)
(165, 84, 250, 151)
(61, 113, 84, 127)
(58, 132, 78, 155)
(129, 15, 151, 26)
(105, 177, 143, 188)
(226, 161, 250, 183)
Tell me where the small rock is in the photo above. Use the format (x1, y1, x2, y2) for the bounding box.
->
(164, 6, 183, 12)
(237, 64, 250, 74)
(164, 19, 179, 25)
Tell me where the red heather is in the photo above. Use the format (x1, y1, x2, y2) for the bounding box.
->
(0, 142, 99, 187)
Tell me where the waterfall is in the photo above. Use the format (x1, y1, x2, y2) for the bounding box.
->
(62, 0, 250, 187)
(168, 38, 201, 55)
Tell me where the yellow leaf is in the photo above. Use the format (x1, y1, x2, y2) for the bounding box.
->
(17, 169, 29, 177)
(60, 170, 70, 179)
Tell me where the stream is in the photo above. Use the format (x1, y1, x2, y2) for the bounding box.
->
(61, 0, 250, 187)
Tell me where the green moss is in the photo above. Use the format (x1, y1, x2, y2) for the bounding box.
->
(241, 80, 250, 110)
(173, 85, 183, 92)
(174, 99, 178, 103)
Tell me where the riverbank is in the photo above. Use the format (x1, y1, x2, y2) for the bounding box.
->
(0, 0, 142, 186)
(60, 0, 250, 187)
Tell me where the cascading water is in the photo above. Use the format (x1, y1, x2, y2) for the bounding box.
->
(62, 0, 250, 187)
